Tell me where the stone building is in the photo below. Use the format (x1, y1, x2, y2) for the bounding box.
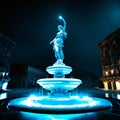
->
(99, 28, 120, 90)
(0, 33, 16, 90)
(8, 64, 46, 89)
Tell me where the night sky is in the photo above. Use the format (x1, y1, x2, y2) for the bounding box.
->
(1, 0, 120, 75)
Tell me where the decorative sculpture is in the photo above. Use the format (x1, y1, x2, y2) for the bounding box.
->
(50, 16, 67, 65)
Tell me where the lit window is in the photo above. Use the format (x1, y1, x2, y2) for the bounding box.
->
(117, 94, 120, 100)
(0, 93, 7, 100)
(2, 72, 5, 77)
(116, 81, 120, 90)
(105, 93, 109, 98)
(105, 71, 108, 76)
(111, 69, 114, 74)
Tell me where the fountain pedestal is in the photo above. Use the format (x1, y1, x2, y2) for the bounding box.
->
(37, 63, 82, 96)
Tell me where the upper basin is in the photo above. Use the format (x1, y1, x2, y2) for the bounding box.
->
(46, 65, 72, 75)
(37, 78, 82, 91)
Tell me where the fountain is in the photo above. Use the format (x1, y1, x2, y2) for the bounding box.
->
(8, 16, 112, 116)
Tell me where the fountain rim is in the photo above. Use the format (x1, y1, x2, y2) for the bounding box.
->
(36, 78, 82, 91)
(37, 78, 82, 82)
(8, 97, 112, 114)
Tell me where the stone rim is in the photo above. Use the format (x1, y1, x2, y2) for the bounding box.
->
(8, 97, 112, 114)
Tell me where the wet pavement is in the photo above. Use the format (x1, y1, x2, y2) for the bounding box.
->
(0, 88, 120, 120)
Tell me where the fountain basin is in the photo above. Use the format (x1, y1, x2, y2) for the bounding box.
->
(8, 96, 112, 114)
(46, 65, 72, 75)
(37, 78, 82, 91)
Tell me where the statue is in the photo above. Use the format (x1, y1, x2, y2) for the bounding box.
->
(50, 16, 67, 65)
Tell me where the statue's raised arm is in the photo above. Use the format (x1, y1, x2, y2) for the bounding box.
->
(59, 16, 66, 32)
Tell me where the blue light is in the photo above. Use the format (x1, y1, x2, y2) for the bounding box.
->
(8, 95, 112, 113)
(59, 16, 62, 19)
(20, 111, 96, 120)
(37, 78, 82, 91)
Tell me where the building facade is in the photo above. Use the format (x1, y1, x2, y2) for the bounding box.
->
(0, 33, 16, 90)
(0, 33, 16, 72)
(8, 64, 46, 89)
(99, 28, 120, 90)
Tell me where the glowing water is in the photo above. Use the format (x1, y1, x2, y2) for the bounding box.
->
(37, 78, 81, 91)
(8, 94, 112, 114)
(20, 111, 96, 120)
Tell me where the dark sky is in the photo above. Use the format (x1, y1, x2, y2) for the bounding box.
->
(1, 0, 120, 75)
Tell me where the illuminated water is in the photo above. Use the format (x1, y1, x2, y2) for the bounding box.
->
(20, 111, 97, 120)
(8, 95, 112, 114)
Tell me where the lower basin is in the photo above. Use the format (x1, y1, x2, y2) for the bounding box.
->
(37, 78, 82, 91)
(8, 95, 112, 114)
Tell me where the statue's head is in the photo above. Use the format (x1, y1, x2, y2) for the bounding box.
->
(58, 25, 63, 31)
